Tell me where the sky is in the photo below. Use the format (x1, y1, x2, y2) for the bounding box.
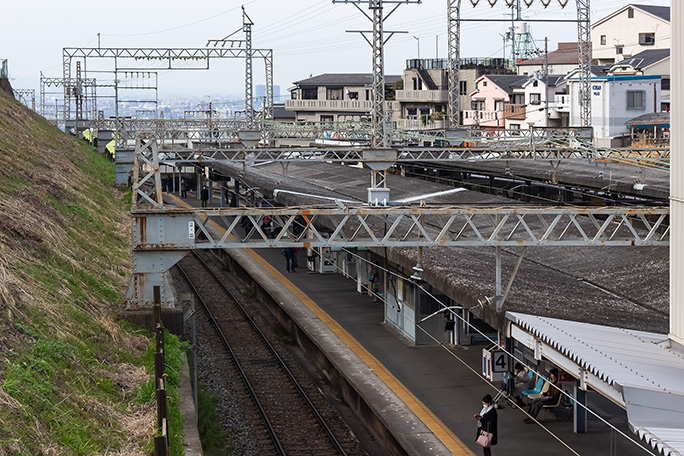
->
(0, 0, 670, 101)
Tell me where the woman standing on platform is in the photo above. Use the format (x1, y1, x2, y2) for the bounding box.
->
(474, 394, 498, 456)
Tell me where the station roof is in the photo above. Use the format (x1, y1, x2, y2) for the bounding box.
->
(626, 111, 670, 127)
(213, 160, 669, 334)
(507, 311, 684, 456)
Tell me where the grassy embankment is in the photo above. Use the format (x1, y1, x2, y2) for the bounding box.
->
(0, 86, 184, 455)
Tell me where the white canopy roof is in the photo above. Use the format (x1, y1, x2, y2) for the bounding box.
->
(507, 312, 684, 456)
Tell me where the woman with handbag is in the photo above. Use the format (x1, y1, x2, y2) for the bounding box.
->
(474, 394, 498, 455)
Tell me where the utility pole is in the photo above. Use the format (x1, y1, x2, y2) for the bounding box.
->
(544, 37, 549, 125)
(243, 6, 255, 128)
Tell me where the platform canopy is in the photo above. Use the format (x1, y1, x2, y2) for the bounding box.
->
(506, 312, 684, 456)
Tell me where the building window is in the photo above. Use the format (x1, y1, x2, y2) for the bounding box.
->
(615, 45, 624, 55)
(320, 115, 334, 123)
(494, 100, 505, 111)
(459, 80, 468, 95)
(348, 91, 359, 100)
(627, 90, 646, 109)
(639, 33, 655, 46)
(601, 35, 606, 46)
(365, 89, 370, 100)
(483, 81, 488, 87)
(407, 107, 418, 117)
(530, 93, 541, 105)
(326, 87, 343, 100)
(291, 92, 298, 100)
(627, 7, 634, 18)
(302, 88, 317, 100)
(471, 100, 485, 111)
(532, 80, 538, 87)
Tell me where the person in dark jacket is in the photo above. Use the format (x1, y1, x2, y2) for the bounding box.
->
(474, 394, 498, 455)
(282, 247, 296, 272)
(201, 186, 209, 207)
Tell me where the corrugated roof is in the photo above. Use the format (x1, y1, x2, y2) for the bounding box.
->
(293, 73, 401, 87)
(507, 312, 684, 456)
(625, 111, 670, 126)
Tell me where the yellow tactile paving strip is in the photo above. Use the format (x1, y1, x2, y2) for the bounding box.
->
(164, 194, 474, 455)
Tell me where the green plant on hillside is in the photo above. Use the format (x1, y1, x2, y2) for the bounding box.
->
(0, 89, 157, 455)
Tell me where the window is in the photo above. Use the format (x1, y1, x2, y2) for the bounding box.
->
(291, 92, 298, 100)
(326, 87, 343, 100)
(627, 90, 645, 109)
(483, 81, 488, 87)
(494, 100, 505, 111)
(348, 91, 359, 100)
(639, 33, 655, 46)
(320, 115, 334, 123)
(459, 80, 468, 95)
(413, 78, 418, 90)
(407, 107, 418, 116)
(530, 93, 541, 105)
(532, 80, 539, 87)
(616, 45, 624, 55)
(601, 35, 606, 46)
(365, 89, 370, 100)
(302, 88, 317, 100)
(471, 100, 485, 111)
(627, 7, 634, 18)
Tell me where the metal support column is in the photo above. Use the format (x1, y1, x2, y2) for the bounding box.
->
(243, 7, 255, 128)
(576, 0, 592, 127)
(447, 0, 461, 128)
(371, 0, 386, 148)
(574, 382, 587, 433)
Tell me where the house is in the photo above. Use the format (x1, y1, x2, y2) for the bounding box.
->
(285, 73, 401, 123)
(463, 75, 529, 129)
(506, 74, 568, 130)
(395, 58, 512, 130)
(608, 49, 670, 109)
(592, 4, 670, 65)
(566, 67, 661, 146)
(516, 43, 583, 77)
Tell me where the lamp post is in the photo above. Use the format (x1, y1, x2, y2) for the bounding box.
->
(413, 35, 420, 60)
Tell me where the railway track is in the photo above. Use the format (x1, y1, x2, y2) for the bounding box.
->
(177, 250, 367, 456)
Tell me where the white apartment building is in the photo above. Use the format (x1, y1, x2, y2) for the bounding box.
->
(592, 4, 670, 65)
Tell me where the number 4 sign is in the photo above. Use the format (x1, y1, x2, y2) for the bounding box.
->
(492, 351, 510, 373)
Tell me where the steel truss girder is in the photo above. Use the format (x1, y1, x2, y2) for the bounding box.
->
(149, 145, 669, 167)
(131, 206, 669, 249)
(61, 46, 274, 127)
(576, 0, 592, 127)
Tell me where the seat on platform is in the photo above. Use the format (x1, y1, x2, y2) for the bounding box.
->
(522, 377, 544, 397)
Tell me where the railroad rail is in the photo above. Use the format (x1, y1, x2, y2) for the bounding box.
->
(177, 251, 356, 455)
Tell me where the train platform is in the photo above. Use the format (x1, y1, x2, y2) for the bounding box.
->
(168, 192, 650, 455)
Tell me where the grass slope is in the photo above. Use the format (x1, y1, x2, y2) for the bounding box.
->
(0, 89, 156, 455)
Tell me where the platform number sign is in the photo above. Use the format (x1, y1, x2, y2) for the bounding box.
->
(492, 351, 509, 373)
(188, 221, 195, 240)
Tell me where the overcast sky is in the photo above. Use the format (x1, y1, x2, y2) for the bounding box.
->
(1, 0, 670, 100)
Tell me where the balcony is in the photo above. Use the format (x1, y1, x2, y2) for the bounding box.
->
(395, 90, 448, 103)
(554, 94, 570, 112)
(285, 99, 372, 112)
(395, 118, 447, 131)
(462, 110, 505, 127)
(504, 104, 526, 121)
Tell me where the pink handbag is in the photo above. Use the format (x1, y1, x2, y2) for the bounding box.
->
(476, 430, 493, 448)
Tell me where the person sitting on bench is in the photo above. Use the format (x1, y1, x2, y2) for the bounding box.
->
(524, 368, 560, 423)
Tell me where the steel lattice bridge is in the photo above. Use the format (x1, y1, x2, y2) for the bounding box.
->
(125, 137, 670, 308)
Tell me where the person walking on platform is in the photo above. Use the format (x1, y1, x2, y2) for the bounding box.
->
(201, 186, 209, 208)
(368, 266, 379, 302)
(474, 394, 497, 456)
(181, 178, 188, 198)
(282, 247, 296, 273)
